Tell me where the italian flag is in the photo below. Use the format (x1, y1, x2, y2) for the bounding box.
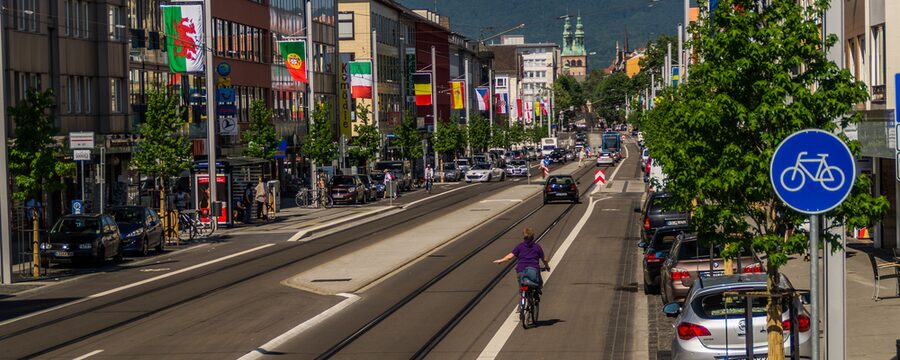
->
(162, 5, 205, 73)
(349, 61, 373, 99)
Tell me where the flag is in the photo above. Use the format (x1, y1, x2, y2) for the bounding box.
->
(162, 5, 204, 73)
(450, 81, 465, 109)
(475, 87, 490, 111)
(524, 101, 533, 123)
(414, 73, 432, 106)
(349, 61, 373, 99)
(516, 99, 523, 118)
(496, 93, 509, 114)
(278, 40, 307, 83)
(541, 98, 549, 116)
(534, 101, 541, 117)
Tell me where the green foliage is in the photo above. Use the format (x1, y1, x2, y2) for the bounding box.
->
(467, 114, 491, 151)
(638, 34, 677, 79)
(242, 99, 278, 159)
(349, 104, 380, 166)
(132, 89, 191, 182)
(8, 89, 75, 201)
(643, 0, 887, 273)
(302, 103, 336, 166)
(433, 119, 463, 158)
(394, 111, 423, 162)
(553, 75, 586, 123)
(490, 122, 510, 149)
(592, 72, 632, 125)
(527, 125, 547, 145)
(508, 123, 526, 146)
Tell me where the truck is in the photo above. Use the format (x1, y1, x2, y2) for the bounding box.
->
(541, 137, 558, 157)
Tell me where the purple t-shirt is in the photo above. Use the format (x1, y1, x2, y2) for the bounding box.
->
(512, 241, 544, 273)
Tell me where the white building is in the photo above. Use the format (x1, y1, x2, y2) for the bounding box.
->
(489, 35, 559, 128)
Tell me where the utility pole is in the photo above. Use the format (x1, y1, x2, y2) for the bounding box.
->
(666, 42, 673, 87)
(488, 67, 494, 138)
(677, 23, 683, 86)
(307, 0, 317, 194)
(372, 28, 381, 162)
(464, 57, 471, 156)
(431, 46, 438, 170)
(203, 0, 217, 218)
(0, 3, 12, 284)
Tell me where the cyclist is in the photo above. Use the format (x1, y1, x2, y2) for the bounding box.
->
(493, 227, 550, 301)
(424, 164, 435, 194)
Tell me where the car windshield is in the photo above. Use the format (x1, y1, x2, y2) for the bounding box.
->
(548, 176, 574, 185)
(651, 232, 680, 251)
(678, 241, 753, 260)
(649, 196, 681, 213)
(108, 208, 143, 223)
(370, 174, 384, 181)
(456, 159, 469, 165)
(472, 164, 490, 170)
(442, 163, 456, 170)
(332, 176, 355, 185)
(51, 218, 100, 234)
(509, 160, 526, 166)
(697, 292, 789, 319)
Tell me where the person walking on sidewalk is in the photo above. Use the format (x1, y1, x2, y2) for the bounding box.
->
(255, 177, 267, 220)
(383, 169, 394, 199)
(242, 184, 255, 224)
(424, 164, 435, 194)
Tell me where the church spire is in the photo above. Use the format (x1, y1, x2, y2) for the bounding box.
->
(573, 15, 585, 56)
(562, 17, 572, 55)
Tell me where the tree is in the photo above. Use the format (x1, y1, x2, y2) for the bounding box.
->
(302, 103, 337, 167)
(242, 99, 278, 159)
(508, 122, 526, 147)
(490, 121, 510, 149)
(9, 89, 75, 276)
(643, 0, 888, 355)
(394, 110, 423, 165)
(132, 88, 191, 242)
(348, 104, 380, 170)
(553, 75, 586, 122)
(593, 72, 631, 125)
(527, 125, 547, 145)
(638, 34, 677, 79)
(468, 115, 491, 152)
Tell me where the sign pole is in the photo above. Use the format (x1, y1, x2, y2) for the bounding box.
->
(810, 214, 820, 360)
(0, 3, 11, 283)
(204, 0, 217, 218)
(80, 161, 86, 201)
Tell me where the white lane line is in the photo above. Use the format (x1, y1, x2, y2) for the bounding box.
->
(477, 197, 606, 359)
(237, 293, 360, 360)
(401, 183, 479, 208)
(73, 349, 104, 360)
(0, 244, 276, 328)
(286, 208, 395, 242)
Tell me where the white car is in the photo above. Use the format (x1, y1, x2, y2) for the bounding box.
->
(641, 148, 650, 168)
(596, 151, 615, 166)
(465, 164, 505, 183)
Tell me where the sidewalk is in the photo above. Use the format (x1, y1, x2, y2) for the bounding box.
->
(780, 239, 900, 360)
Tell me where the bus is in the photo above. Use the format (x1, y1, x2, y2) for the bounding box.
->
(541, 137, 558, 157)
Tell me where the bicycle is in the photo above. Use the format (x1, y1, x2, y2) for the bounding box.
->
(519, 283, 540, 329)
(780, 151, 846, 192)
(295, 188, 333, 209)
(177, 209, 217, 241)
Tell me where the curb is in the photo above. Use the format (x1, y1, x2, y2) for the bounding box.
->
(288, 206, 401, 242)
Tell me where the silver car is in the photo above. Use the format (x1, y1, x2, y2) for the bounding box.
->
(596, 151, 615, 166)
(663, 274, 812, 360)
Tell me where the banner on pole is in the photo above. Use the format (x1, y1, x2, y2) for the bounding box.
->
(278, 40, 308, 83)
(162, 5, 205, 73)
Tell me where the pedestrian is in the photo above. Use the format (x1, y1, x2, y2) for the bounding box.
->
(255, 177, 267, 220)
(578, 148, 584, 167)
(174, 188, 191, 212)
(242, 184, 255, 224)
(424, 164, 434, 194)
(383, 169, 392, 199)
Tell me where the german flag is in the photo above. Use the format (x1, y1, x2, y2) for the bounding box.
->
(414, 73, 433, 106)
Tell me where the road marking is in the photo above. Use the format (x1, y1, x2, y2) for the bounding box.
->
(139, 268, 171, 272)
(286, 208, 394, 242)
(477, 197, 606, 359)
(401, 183, 478, 208)
(72, 349, 103, 360)
(237, 293, 360, 360)
(0, 244, 276, 328)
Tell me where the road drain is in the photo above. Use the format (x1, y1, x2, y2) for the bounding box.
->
(311, 278, 352, 282)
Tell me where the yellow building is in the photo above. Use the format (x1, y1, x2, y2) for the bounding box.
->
(626, 54, 645, 78)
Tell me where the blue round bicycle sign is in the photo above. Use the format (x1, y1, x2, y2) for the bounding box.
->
(770, 129, 856, 214)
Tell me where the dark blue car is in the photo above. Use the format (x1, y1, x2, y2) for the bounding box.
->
(543, 175, 579, 204)
(108, 206, 164, 256)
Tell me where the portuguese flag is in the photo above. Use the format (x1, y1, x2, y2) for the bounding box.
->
(413, 73, 433, 106)
(278, 41, 308, 84)
(162, 5, 205, 73)
(349, 61, 373, 99)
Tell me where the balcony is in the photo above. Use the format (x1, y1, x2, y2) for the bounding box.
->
(871, 85, 885, 103)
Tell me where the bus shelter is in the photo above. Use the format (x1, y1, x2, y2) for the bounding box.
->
(192, 157, 270, 227)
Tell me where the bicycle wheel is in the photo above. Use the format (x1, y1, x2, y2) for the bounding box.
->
(322, 193, 334, 208)
(519, 292, 528, 328)
(177, 216, 193, 242)
(522, 295, 534, 329)
(531, 292, 540, 325)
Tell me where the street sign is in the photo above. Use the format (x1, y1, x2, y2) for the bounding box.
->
(71, 200, 83, 215)
(770, 129, 856, 214)
(216, 88, 235, 103)
(69, 131, 94, 149)
(217, 104, 237, 116)
(219, 118, 237, 136)
(73, 149, 91, 161)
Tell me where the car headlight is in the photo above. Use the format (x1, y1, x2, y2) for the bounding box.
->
(348, 187, 356, 192)
(126, 228, 144, 238)
(78, 243, 93, 250)
(39, 243, 49, 250)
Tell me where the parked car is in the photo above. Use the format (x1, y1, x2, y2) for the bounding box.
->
(660, 234, 763, 304)
(543, 174, 579, 204)
(508, 150, 526, 161)
(41, 214, 123, 265)
(455, 158, 472, 174)
(370, 173, 387, 198)
(375, 161, 412, 191)
(108, 206, 164, 256)
(596, 150, 616, 166)
(641, 192, 689, 244)
(527, 148, 541, 161)
(505, 160, 529, 177)
(564, 149, 576, 162)
(355, 174, 378, 202)
(441, 162, 462, 182)
(641, 148, 650, 168)
(640, 225, 689, 293)
(664, 274, 811, 359)
(465, 163, 505, 183)
(330, 175, 367, 204)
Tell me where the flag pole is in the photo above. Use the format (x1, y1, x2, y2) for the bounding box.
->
(432, 46, 438, 170)
(203, 0, 217, 221)
(306, 0, 317, 196)
(488, 67, 494, 138)
(0, 3, 11, 284)
(372, 28, 381, 162)
(464, 57, 471, 156)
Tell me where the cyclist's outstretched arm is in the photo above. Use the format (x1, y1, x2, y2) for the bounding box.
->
(493, 253, 515, 264)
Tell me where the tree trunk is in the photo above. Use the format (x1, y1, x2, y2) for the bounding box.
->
(766, 264, 785, 360)
(159, 178, 169, 245)
(32, 209, 40, 277)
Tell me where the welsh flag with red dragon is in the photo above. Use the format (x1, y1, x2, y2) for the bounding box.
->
(162, 5, 205, 73)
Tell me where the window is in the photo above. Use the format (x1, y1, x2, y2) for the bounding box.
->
(66, 77, 74, 113)
(64, 0, 71, 36)
(16, 0, 37, 32)
(84, 77, 92, 114)
(871, 24, 886, 87)
(338, 12, 354, 40)
(110, 78, 123, 113)
(75, 76, 83, 113)
(82, 1, 89, 38)
(109, 6, 124, 40)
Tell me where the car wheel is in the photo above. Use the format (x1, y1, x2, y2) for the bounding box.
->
(140, 237, 149, 257)
(155, 234, 165, 252)
(94, 246, 106, 266)
(114, 245, 124, 262)
(543, 196, 548, 205)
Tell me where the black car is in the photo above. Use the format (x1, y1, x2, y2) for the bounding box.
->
(549, 149, 567, 164)
(543, 175, 579, 204)
(640, 192, 690, 244)
(108, 206, 164, 256)
(639, 225, 688, 293)
(355, 174, 378, 202)
(41, 214, 123, 265)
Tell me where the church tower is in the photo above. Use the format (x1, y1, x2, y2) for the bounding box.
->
(561, 15, 588, 81)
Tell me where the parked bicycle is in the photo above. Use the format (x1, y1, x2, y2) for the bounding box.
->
(177, 209, 217, 241)
(294, 188, 333, 209)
